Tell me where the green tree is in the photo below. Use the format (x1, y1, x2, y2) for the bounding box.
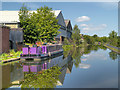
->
(19, 5, 60, 44)
(100, 36, 108, 43)
(19, 4, 29, 28)
(83, 35, 95, 45)
(109, 30, 118, 46)
(63, 38, 70, 45)
(117, 36, 120, 47)
(71, 25, 81, 46)
(92, 34, 100, 42)
(93, 34, 98, 38)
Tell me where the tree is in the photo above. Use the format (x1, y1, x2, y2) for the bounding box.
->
(63, 38, 70, 45)
(109, 30, 118, 46)
(71, 24, 81, 46)
(93, 34, 98, 38)
(19, 5, 60, 44)
(117, 36, 120, 47)
(83, 35, 95, 45)
(100, 36, 108, 43)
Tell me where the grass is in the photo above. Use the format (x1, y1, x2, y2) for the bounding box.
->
(25, 43, 33, 47)
(104, 44, 120, 54)
(0, 50, 22, 62)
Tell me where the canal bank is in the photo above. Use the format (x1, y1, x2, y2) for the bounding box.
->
(1, 58, 20, 64)
(104, 44, 120, 54)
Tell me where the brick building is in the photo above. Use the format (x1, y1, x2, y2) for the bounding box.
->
(0, 25, 10, 54)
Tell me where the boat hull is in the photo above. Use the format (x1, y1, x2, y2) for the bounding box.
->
(20, 50, 63, 60)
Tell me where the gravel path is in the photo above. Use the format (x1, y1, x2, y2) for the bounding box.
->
(106, 44, 120, 50)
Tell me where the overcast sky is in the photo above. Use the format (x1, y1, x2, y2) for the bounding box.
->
(2, 1, 118, 37)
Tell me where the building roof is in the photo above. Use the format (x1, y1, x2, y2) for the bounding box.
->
(0, 25, 10, 29)
(64, 19, 70, 27)
(0, 10, 61, 23)
(64, 19, 72, 31)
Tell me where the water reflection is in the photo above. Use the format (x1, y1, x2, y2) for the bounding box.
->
(21, 66, 61, 88)
(0, 45, 119, 89)
(109, 51, 118, 60)
(0, 54, 73, 89)
(63, 45, 109, 69)
(79, 63, 91, 69)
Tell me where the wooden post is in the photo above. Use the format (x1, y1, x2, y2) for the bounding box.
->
(60, 36, 62, 44)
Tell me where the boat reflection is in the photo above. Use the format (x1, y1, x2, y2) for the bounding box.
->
(0, 54, 73, 89)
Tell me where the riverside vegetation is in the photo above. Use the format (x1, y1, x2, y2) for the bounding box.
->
(0, 50, 22, 62)
(63, 24, 120, 54)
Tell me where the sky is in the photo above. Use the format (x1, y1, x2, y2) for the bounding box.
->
(1, 2, 118, 37)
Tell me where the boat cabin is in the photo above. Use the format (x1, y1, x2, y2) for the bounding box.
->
(20, 44, 63, 60)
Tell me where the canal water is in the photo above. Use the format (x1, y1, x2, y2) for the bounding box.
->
(0, 45, 119, 89)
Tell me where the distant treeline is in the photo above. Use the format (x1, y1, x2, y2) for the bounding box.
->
(64, 24, 120, 48)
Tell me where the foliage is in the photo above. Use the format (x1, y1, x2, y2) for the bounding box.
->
(71, 47, 82, 68)
(71, 24, 81, 46)
(21, 66, 61, 88)
(83, 35, 95, 45)
(84, 34, 109, 45)
(100, 36, 109, 43)
(99, 45, 107, 50)
(93, 34, 98, 38)
(0, 50, 22, 61)
(117, 36, 120, 47)
(63, 38, 70, 45)
(19, 4, 60, 44)
(109, 51, 118, 60)
(109, 30, 118, 46)
(63, 45, 82, 68)
(63, 45, 73, 58)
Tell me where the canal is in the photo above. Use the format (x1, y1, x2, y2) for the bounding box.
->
(0, 45, 119, 89)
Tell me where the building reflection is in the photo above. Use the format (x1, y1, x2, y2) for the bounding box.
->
(0, 54, 73, 89)
(0, 62, 24, 89)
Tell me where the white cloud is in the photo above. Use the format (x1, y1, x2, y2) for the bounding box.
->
(79, 63, 91, 69)
(82, 24, 107, 31)
(81, 58, 87, 61)
(76, 16, 90, 22)
(83, 54, 90, 57)
(80, 24, 88, 27)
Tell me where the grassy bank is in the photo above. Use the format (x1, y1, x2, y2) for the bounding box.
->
(104, 44, 120, 54)
(0, 50, 22, 63)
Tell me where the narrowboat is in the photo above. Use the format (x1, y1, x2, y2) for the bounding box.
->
(20, 44, 63, 60)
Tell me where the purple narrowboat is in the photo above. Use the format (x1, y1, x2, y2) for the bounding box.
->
(20, 44, 63, 60)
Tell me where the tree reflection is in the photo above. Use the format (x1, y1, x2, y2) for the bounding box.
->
(63, 46, 83, 68)
(109, 51, 118, 60)
(99, 45, 107, 50)
(63, 45, 109, 68)
(71, 47, 82, 68)
(21, 66, 61, 88)
(84, 45, 99, 54)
